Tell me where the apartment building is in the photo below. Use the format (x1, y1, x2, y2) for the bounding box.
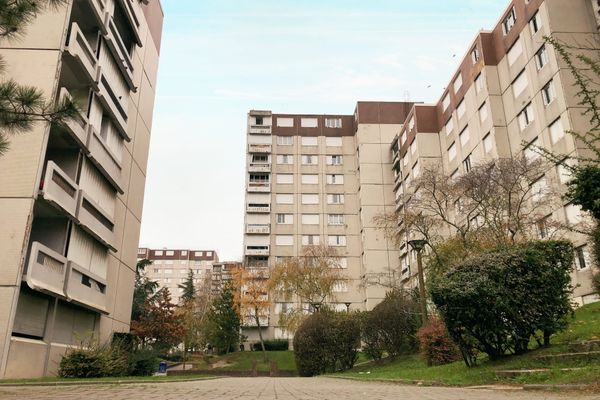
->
(0, 0, 163, 377)
(211, 261, 242, 296)
(138, 248, 219, 303)
(391, 0, 600, 305)
(243, 103, 414, 342)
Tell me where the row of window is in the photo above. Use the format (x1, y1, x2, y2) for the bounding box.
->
(275, 235, 347, 246)
(152, 250, 213, 257)
(276, 193, 345, 205)
(275, 136, 343, 146)
(274, 174, 345, 185)
(151, 260, 209, 266)
(264, 154, 343, 165)
(275, 213, 345, 225)
(151, 268, 208, 274)
(272, 117, 343, 129)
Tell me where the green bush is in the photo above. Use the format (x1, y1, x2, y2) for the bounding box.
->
(293, 311, 360, 376)
(129, 348, 158, 376)
(252, 339, 289, 351)
(59, 342, 129, 378)
(417, 316, 461, 366)
(360, 289, 419, 360)
(430, 240, 574, 366)
(566, 166, 600, 220)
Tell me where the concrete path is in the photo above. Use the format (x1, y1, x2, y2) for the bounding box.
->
(0, 377, 596, 399)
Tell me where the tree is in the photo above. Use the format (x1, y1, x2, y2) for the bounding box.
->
(131, 259, 159, 322)
(268, 245, 347, 332)
(0, 0, 77, 156)
(178, 269, 196, 303)
(205, 284, 240, 354)
(232, 266, 270, 357)
(130, 288, 184, 353)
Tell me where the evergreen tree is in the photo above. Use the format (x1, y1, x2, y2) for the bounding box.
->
(131, 259, 159, 321)
(0, 0, 77, 156)
(207, 284, 240, 354)
(178, 269, 195, 303)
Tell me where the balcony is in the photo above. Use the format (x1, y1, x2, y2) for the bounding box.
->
(248, 162, 271, 173)
(24, 242, 68, 298)
(66, 261, 107, 313)
(58, 88, 89, 148)
(76, 191, 117, 251)
(87, 0, 107, 29)
(65, 23, 101, 90)
(115, 0, 142, 46)
(103, 14, 136, 91)
(249, 125, 272, 135)
(97, 76, 129, 140)
(245, 246, 270, 256)
(247, 182, 270, 193)
(246, 224, 270, 234)
(246, 203, 270, 213)
(248, 144, 271, 153)
(40, 161, 79, 220)
(86, 126, 124, 193)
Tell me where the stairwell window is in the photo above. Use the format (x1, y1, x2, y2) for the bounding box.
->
(502, 7, 516, 35)
(542, 80, 556, 106)
(535, 46, 549, 70)
(518, 103, 535, 131)
(574, 245, 591, 270)
(530, 11, 542, 35)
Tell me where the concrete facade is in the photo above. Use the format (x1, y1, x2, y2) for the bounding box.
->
(0, 0, 163, 377)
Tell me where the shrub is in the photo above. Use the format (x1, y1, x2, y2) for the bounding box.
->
(59, 342, 129, 378)
(417, 316, 461, 366)
(360, 289, 419, 360)
(293, 311, 360, 376)
(129, 348, 158, 376)
(252, 339, 289, 351)
(430, 240, 574, 366)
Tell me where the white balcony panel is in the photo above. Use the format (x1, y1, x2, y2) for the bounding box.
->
(246, 224, 271, 234)
(67, 225, 109, 281)
(99, 38, 131, 109)
(249, 125, 272, 134)
(58, 88, 89, 148)
(66, 261, 107, 313)
(40, 161, 79, 219)
(245, 247, 270, 256)
(103, 15, 136, 90)
(65, 23, 101, 89)
(246, 204, 270, 213)
(248, 163, 271, 173)
(87, 126, 124, 193)
(76, 190, 117, 251)
(247, 182, 271, 193)
(97, 78, 129, 140)
(25, 242, 68, 298)
(79, 159, 116, 217)
(248, 144, 272, 153)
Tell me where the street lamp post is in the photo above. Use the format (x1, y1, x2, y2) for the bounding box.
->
(344, 302, 351, 312)
(408, 239, 428, 323)
(310, 302, 322, 313)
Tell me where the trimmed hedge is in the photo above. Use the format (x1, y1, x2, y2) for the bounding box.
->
(252, 339, 289, 351)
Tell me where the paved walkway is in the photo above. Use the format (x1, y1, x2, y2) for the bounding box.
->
(0, 377, 596, 399)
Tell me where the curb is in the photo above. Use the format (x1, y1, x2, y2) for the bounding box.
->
(0, 376, 219, 388)
(523, 384, 597, 391)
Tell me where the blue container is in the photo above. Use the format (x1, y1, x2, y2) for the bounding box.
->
(158, 361, 167, 374)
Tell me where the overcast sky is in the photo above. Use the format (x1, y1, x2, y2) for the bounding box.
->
(139, 0, 510, 261)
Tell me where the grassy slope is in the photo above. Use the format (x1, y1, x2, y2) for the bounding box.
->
(335, 301, 600, 386)
(189, 351, 296, 372)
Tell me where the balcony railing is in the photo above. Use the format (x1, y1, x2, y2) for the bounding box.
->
(58, 88, 89, 148)
(87, 0, 107, 29)
(86, 126, 124, 193)
(247, 182, 271, 193)
(245, 246, 270, 256)
(76, 190, 117, 251)
(246, 224, 270, 234)
(249, 125, 272, 135)
(65, 23, 101, 90)
(66, 261, 107, 313)
(115, 0, 142, 45)
(25, 242, 68, 298)
(246, 203, 270, 213)
(248, 162, 271, 172)
(248, 144, 271, 153)
(103, 14, 136, 91)
(40, 161, 79, 219)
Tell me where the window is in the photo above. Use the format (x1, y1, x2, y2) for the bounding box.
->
(302, 235, 320, 245)
(301, 118, 318, 128)
(512, 71, 528, 98)
(154, 250, 163, 256)
(276, 117, 294, 127)
(483, 133, 493, 153)
(445, 118, 454, 135)
(302, 194, 319, 204)
(165, 260, 174, 265)
(463, 154, 472, 172)
(565, 203, 583, 225)
(475, 73, 484, 93)
(276, 194, 293, 204)
(542, 80, 555, 106)
(530, 11, 542, 35)
(252, 154, 268, 163)
(327, 174, 344, 184)
(301, 136, 318, 146)
(507, 39, 522, 66)
(153, 268, 159, 273)
(442, 93, 451, 112)
(400, 131, 407, 145)
(328, 194, 345, 204)
(276, 154, 293, 164)
(574, 245, 591, 270)
(549, 118, 565, 144)
(302, 174, 318, 184)
(327, 155, 343, 165)
(537, 216, 550, 239)
(328, 214, 345, 225)
(276, 174, 293, 184)
(326, 137, 342, 147)
(255, 116, 264, 126)
(164, 278, 171, 283)
(408, 117, 415, 131)
(410, 140, 417, 155)
(333, 281, 348, 293)
(277, 136, 293, 145)
(531, 176, 547, 202)
(276, 213, 293, 224)
(502, 7, 516, 35)
(453, 74, 463, 93)
(535, 46, 549, 70)
(524, 137, 540, 161)
(181, 250, 188, 256)
(448, 142, 457, 161)
(557, 161, 573, 184)
(166, 250, 174, 256)
(471, 47, 480, 63)
(302, 214, 319, 224)
(194, 251, 203, 256)
(301, 154, 318, 165)
(457, 100, 466, 119)
(459, 126, 470, 146)
(338, 258, 348, 269)
(325, 118, 342, 128)
(276, 235, 293, 246)
(328, 235, 346, 246)
(518, 103, 535, 130)
(479, 102, 488, 123)
(164, 269, 172, 274)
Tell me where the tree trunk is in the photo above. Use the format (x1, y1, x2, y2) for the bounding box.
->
(255, 308, 267, 361)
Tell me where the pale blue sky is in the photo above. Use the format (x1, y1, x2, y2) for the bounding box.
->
(140, 0, 510, 261)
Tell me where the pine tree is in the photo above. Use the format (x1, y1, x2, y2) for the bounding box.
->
(207, 284, 240, 354)
(178, 269, 195, 303)
(131, 259, 159, 321)
(0, 0, 77, 156)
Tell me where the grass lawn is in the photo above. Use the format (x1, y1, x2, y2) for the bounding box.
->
(333, 301, 600, 386)
(189, 350, 297, 372)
